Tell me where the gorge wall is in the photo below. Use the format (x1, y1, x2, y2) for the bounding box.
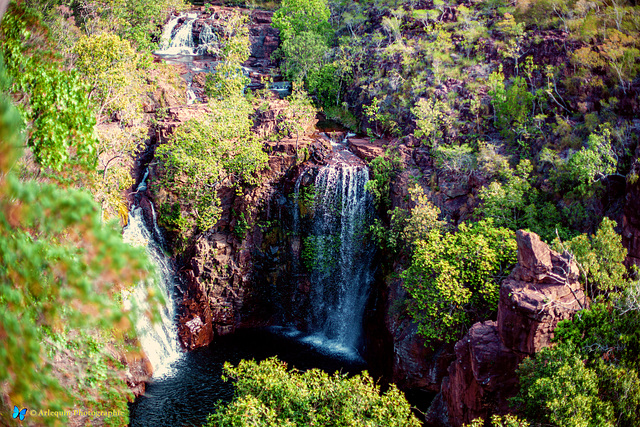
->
(434, 230, 587, 427)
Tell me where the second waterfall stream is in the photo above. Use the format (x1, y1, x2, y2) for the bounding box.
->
(123, 171, 181, 378)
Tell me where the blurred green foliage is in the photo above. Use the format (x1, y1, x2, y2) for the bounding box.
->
(0, 55, 151, 425)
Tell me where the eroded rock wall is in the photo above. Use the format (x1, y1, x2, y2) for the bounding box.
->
(623, 144, 640, 266)
(439, 230, 587, 427)
(148, 99, 334, 350)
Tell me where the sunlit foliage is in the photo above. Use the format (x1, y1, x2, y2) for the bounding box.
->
(205, 357, 420, 427)
(0, 3, 98, 173)
(401, 220, 517, 343)
(0, 56, 150, 425)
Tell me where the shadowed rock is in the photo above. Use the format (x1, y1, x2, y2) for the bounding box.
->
(439, 230, 587, 426)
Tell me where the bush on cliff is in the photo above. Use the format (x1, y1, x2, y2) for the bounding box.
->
(155, 94, 268, 235)
(205, 357, 420, 427)
(401, 219, 517, 344)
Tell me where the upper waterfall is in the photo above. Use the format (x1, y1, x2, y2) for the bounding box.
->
(156, 12, 218, 56)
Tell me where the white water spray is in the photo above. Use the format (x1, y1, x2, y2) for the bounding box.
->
(123, 174, 181, 377)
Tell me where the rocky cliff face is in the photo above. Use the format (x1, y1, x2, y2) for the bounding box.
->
(438, 230, 587, 427)
(384, 277, 455, 393)
(150, 99, 335, 351)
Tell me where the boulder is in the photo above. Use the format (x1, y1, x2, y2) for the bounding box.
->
(498, 231, 584, 355)
(347, 138, 386, 161)
(441, 321, 521, 426)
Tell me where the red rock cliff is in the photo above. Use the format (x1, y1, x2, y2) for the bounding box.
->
(440, 230, 587, 426)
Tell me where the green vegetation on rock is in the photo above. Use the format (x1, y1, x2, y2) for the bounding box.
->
(205, 357, 421, 427)
(401, 219, 517, 344)
(155, 94, 267, 235)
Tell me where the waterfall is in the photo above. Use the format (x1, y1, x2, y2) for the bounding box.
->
(158, 15, 181, 51)
(186, 83, 197, 105)
(196, 23, 217, 55)
(123, 174, 181, 377)
(298, 162, 375, 358)
(156, 13, 217, 56)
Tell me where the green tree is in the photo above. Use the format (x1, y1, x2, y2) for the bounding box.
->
(465, 414, 530, 427)
(205, 357, 420, 427)
(411, 97, 454, 147)
(272, 0, 335, 100)
(487, 66, 535, 144)
(0, 3, 98, 173)
(401, 219, 517, 343)
(155, 95, 268, 236)
(272, 0, 331, 42)
(0, 55, 150, 425)
(565, 128, 619, 198)
(478, 159, 572, 242)
(556, 217, 627, 298)
(370, 185, 445, 254)
(74, 32, 144, 124)
(364, 154, 399, 210)
(279, 30, 328, 83)
(515, 343, 616, 427)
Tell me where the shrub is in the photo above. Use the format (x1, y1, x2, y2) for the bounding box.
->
(515, 343, 615, 427)
(155, 95, 267, 234)
(411, 97, 454, 147)
(401, 219, 517, 343)
(364, 154, 399, 210)
(1, 4, 98, 173)
(205, 357, 420, 427)
(434, 144, 477, 178)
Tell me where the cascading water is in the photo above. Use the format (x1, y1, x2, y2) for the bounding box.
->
(156, 13, 217, 56)
(123, 172, 181, 377)
(293, 145, 375, 359)
(196, 23, 217, 55)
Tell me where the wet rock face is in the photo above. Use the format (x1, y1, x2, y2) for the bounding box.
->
(439, 230, 587, 427)
(160, 100, 331, 351)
